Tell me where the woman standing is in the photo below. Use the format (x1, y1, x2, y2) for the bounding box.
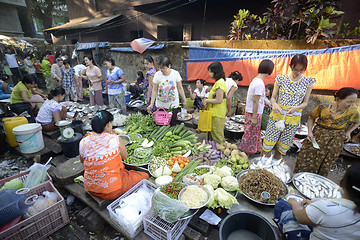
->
(147, 56, 187, 126)
(103, 57, 126, 114)
(263, 54, 316, 160)
(203, 62, 227, 143)
(144, 56, 157, 104)
(226, 71, 243, 117)
(239, 60, 274, 154)
(36, 87, 68, 132)
(81, 55, 103, 106)
(40, 54, 52, 91)
(73, 61, 86, 101)
(79, 110, 149, 200)
(294, 87, 360, 176)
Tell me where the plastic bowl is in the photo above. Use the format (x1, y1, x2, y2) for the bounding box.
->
(178, 185, 210, 209)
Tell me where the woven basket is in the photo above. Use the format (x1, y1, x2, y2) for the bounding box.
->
(153, 108, 173, 126)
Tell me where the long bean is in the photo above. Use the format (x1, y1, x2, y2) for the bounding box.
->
(173, 160, 200, 182)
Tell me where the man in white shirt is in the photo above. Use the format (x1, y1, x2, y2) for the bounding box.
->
(2, 47, 22, 84)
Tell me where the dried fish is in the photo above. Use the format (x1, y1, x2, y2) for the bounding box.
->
(293, 172, 342, 199)
(225, 120, 244, 132)
(238, 169, 287, 204)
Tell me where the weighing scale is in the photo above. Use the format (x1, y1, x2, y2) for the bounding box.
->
(55, 120, 75, 140)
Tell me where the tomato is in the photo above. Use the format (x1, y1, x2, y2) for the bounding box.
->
(180, 163, 184, 169)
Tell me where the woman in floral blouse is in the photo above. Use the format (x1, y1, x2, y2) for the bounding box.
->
(147, 56, 187, 126)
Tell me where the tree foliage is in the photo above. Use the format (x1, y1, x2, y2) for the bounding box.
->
(229, 0, 344, 44)
(26, 0, 67, 29)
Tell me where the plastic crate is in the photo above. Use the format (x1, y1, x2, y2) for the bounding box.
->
(0, 181, 70, 240)
(107, 179, 157, 238)
(143, 209, 192, 240)
(0, 170, 52, 189)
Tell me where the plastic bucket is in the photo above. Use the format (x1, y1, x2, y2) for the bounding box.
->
(58, 133, 82, 158)
(4, 117, 28, 147)
(219, 211, 279, 240)
(125, 93, 131, 103)
(13, 123, 44, 154)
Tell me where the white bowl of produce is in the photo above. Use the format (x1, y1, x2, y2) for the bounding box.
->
(193, 165, 212, 178)
(178, 185, 210, 209)
(134, 147, 152, 158)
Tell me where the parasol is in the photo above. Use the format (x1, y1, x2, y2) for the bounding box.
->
(130, 38, 155, 54)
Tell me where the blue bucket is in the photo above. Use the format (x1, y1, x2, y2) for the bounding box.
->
(12, 123, 44, 154)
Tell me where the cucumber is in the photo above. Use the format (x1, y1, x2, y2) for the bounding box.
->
(155, 125, 169, 140)
(173, 124, 180, 134)
(170, 147, 182, 152)
(182, 131, 194, 138)
(179, 128, 188, 137)
(175, 123, 185, 135)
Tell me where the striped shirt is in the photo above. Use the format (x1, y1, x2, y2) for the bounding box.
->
(306, 198, 360, 240)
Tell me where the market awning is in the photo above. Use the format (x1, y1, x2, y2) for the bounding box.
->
(76, 42, 110, 50)
(110, 44, 165, 52)
(43, 14, 122, 32)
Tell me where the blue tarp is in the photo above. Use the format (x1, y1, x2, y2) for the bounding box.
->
(110, 44, 165, 52)
(76, 42, 110, 50)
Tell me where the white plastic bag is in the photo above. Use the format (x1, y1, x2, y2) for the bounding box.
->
(275, 114, 286, 131)
(24, 158, 52, 189)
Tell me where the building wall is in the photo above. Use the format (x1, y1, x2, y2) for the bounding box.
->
(47, 39, 360, 123)
(0, 4, 24, 36)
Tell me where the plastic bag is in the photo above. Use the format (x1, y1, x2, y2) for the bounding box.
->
(24, 158, 52, 189)
(180, 108, 187, 119)
(275, 114, 286, 132)
(152, 189, 189, 223)
(24, 191, 57, 218)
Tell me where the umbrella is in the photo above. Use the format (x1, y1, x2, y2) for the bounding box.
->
(130, 38, 155, 54)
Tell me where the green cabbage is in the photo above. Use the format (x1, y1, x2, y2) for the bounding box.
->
(204, 184, 217, 209)
(214, 188, 238, 209)
(0, 179, 24, 191)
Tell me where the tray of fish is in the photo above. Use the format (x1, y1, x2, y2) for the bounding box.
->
(343, 143, 360, 157)
(249, 156, 293, 184)
(230, 115, 245, 123)
(292, 172, 343, 199)
(225, 120, 244, 132)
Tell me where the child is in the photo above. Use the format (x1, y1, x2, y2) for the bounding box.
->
(239, 60, 275, 154)
(61, 60, 77, 102)
(129, 71, 145, 99)
(0, 74, 11, 99)
(261, 84, 274, 130)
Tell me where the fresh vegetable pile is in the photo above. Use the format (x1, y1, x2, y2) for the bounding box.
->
(128, 133, 142, 143)
(168, 155, 190, 171)
(125, 113, 158, 135)
(135, 147, 151, 158)
(160, 182, 185, 200)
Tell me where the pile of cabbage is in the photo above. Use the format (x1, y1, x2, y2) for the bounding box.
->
(202, 166, 239, 209)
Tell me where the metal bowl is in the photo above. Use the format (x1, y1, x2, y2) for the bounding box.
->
(55, 120, 72, 127)
(249, 157, 293, 184)
(128, 133, 142, 143)
(119, 135, 131, 146)
(178, 185, 211, 209)
(147, 156, 168, 177)
(134, 147, 152, 159)
(237, 169, 288, 206)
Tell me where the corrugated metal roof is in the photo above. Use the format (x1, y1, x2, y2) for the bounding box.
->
(44, 14, 121, 32)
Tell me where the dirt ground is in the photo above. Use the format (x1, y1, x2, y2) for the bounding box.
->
(1, 128, 358, 240)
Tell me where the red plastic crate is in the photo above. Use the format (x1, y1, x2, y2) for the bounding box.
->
(0, 181, 69, 240)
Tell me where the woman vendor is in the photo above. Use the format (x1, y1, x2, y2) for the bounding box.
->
(9, 74, 45, 123)
(79, 110, 149, 200)
(294, 87, 360, 176)
(36, 87, 68, 132)
(203, 62, 227, 143)
(281, 164, 360, 240)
